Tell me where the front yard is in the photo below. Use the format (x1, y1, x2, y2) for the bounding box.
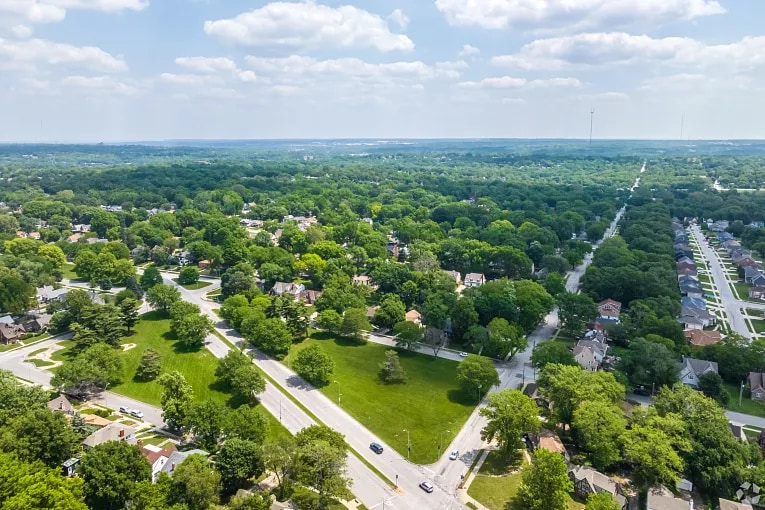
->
(725, 382, 765, 419)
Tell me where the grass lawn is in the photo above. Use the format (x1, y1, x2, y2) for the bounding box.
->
(206, 289, 222, 297)
(751, 319, 765, 335)
(26, 359, 54, 368)
(62, 264, 80, 280)
(725, 382, 765, 419)
(698, 274, 711, 283)
(283, 333, 476, 464)
(467, 451, 583, 510)
(172, 278, 212, 290)
(732, 282, 751, 300)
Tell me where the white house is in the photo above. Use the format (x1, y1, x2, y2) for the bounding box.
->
(464, 273, 485, 287)
(678, 357, 718, 388)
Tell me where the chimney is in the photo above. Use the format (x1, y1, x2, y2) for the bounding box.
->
(59, 401, 63, 410)
(171, 463, 176, 471)
(119, 429, 125, 438)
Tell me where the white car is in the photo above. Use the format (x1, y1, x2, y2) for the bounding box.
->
(458, 352, 468, 357)
(119, 406, 130, 413)
(449, 450, 459, 460)
(130, 409, 144, 419)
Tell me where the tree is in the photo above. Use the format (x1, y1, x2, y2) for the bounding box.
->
(216, 438, 264, 494)
(136, 348, 162, 381)
(146, 284, 181, 315)
(178, 266, 200, 285)
(487, 317, 526, 359)
(340, 308, 370, 342)
(316, 309, 343, 334)
(2, 467, 88, 510)
(79, 441, 151, 510)
(0, 408, 79, 468)
(378, 350, 407, 384)
(515, 449, 573, 510)
(514, 280, 555, 332)
(0, 369, 48, 426)
(572, 401, 626, 470)
(51, 343, 123, 399)
(157, 371, 194, 431)
(174, 313, 213, 349)
(215, 350, 251, 388)
(0, 268, 34, 314)
(140, 265, 164, 290)
(585, 492, 622, 510)
(292, 344, 334, 387)
(227, 491, 273, 510)
(119, 297, 140, 333)
(187, 400, 226, 451)
(557, 292, 598, 334)
(230, 365, 266, 404)
(294, 438, 349, 510)
(480, 389, 540, 459)
(392, 320, 423, 350)
(261, 437, 296, 500)
(171, 454, 221, 510)
(697, 371, 729, 406)
(456, 354, 500, 400)
(221, 263, 257, 299)
(618, 338, 678, 389)
(450, 297, 479, 344)
(223, 406, 270, 444)
(246, 318, 292, 359)
(372, 294, 406, 329)
(531, 341, 576, 369)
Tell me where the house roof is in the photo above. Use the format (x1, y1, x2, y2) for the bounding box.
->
(405, 310, 422, 321)
(522, 382, 538, 399)
(464, 273, 485, 281)
(0, 315, 13, 325)
(685, 329, 722, 346)
(536, 429, 567, 456)
(719, 498, 754, 510)
(598, 298, 622, 310)
(749, 372, 765, 392)
(48, 395, 75, 413)
(161, 449, 209, 475)
(443, 270, 461, 282)
(82, 423, 137, 448)
(647, 492, 691, 510)
(0, 323, 25, 339)
(750, 286, 765, 295)
(366, 306, 379, 318)
(576, 339, 607, 358)
(569, 466, 623, 499)
(744, 266, 762, 278)
(681, 297, 707, 310)
(680, 357, 718, 378)
(37, 285, 69, 301)
(573, 345, 597, 367)
(681, 306, 713, 321)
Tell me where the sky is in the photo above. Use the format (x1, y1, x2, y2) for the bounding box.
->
(1, 0, 764, 141)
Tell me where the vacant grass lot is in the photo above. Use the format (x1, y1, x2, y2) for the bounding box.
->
(172, 278, 212, 290)
(284, 333, 475, 464)
(732, 282, 751, 300)
(725, 382, 765, 419)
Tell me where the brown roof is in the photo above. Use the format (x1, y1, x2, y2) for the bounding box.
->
(48, 395, 75, 414)
(749, 372, 765, 392)
(405, 310, 422, 322)
(537, 429, 567, 456)
(685, 329, 722, 347)
(719, 498, 753, 510)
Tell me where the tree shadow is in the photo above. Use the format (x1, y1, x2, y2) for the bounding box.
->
(285, 374, 314, 391)
(141, 310, 166, 322)
(447, 388, 478, 406)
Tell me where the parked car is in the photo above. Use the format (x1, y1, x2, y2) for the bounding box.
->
(130, 409, 144, 419)
(419, 481, 434, 493)
(633, 386, 651, 396)
(369, 442, 383, 454)
(119, 406, 130, 413)
(458, 352, 468, 357)
(449, 450, 459, 461)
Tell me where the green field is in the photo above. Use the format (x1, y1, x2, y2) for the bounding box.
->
(698, 274, 711, 283)
(750, 319, 765, 335)
(725, 382, 765, 419)
(26, 359, 54, 368)
(732, 282, 751, 300)
(62, 263, 80, 281)
(284, 333, 475, 464)
(172, 278, 213, 290)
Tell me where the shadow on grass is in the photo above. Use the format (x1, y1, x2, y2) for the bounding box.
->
(311, 331, 366, 348)
(447, 388, 480, 406)
(481, 449, 524, 476)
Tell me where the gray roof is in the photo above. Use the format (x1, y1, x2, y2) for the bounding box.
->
(0, 315, 13, 325)
(681, 306, 714, 321)
(161, 449, 209, 475)
(82, 423, 137, 448)
(681, 296, 706, 310)
(37, 285, 70, 301)
(680, 357, 718, 377)
(647, 492, 691, 510)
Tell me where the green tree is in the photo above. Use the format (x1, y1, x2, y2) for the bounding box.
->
(0, 369, 48, 426)
(378, 349, 407, 384)
(515, 449, 573, 510)
(293, 344, 335, 387)
(697, 371, 729, 406)
(178, 266, 200, 285)
(585, 492, 622, 510)
(223, 406, 270, 444)
(136, 348, 162, 381)
(514, 280, 555, 332)
(487, 317, 526, 359)
(157, 371, 194, 431)
(80, 441, 151, 510)
(372, 294, 406, 329)
(618, 338, 678, 388)
(174, 313, 214, 349)
(139, 265, 164, 290)
(0, 408, 79, 468)
(0, 267, 35, 314)
(215, 351, 250, 388)
(480, 389, 540, 459)
(262, 437, 297, 500)
(230, 365, 266, 404)
(246, 318, 292, 359)
(146, 284, 181, 315)
(340, 308, 371, 342)
(187, 400, 226, 452)
(216, 438, 264, 494)
(51, 343, 123, 399)
(294, 439, 349, 510)
(572, 401, 626, 470)
(456, 354, 500, 400)
(392, 320, 423, 350)
(171, 454, 221, 510)
(557, 292, 598, 334)
(531, 341, 576, 369)
(227, 491, 273, 510)
(316, 309, 343, 334)
(1, 465, 87, 510)
(119, 297, 141, 333)
(450, 297, 479, 344)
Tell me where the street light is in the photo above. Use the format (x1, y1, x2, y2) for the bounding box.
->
(477, 384, 482, 404)
(403, 429, 410, 460)
(439, 429, 451, 457)
(334, 380, 341, 404)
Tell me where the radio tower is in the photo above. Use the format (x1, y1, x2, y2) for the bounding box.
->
(589, 107, 595, 148)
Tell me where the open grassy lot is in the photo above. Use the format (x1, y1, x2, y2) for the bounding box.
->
(750, 319, 765, 335)
(467, 451, 584, 510)
(725, 382, 765, 419)
(62, 263, 81, 281)
(172, 278, 213, 290)
(732, 282, 751, 300)
(284, 332, 475, 464)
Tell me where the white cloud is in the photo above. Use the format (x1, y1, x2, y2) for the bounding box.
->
(0, 37, 127, 72)
(492, 33, 765, 72)
(237, 70, 257, 83)
(0, 0, 147, 26)
(175, 56, 237, 74)
(166, 56, 256, 85)
(459, 76, 582, 89)
(639, 73, 751, 92)
(388, 8, 409, 29)
(10, 24, 32, 38)
(62, 75, 139, 95)
(204, 1, 414, 52)
(434, 0, 724, 32)
(458, 44, 479, 57)
(160, 73, 223, 86)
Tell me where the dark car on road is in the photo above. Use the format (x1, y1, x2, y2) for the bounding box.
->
(369, 442, 383, 454)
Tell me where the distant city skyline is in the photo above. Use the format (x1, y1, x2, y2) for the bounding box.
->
(0, 0, 764, 141)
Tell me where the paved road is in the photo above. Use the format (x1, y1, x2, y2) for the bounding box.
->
(690, 225, 752, 338)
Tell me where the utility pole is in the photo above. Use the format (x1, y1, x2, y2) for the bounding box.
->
(740, 380, 745, 408)
(403, 429, 410, 460)
(334, 380, 341, 404)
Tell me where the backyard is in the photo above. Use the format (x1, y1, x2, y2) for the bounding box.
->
(283, 332, 476, 464)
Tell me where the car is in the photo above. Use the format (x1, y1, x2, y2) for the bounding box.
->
(419, 481, 434, 493)
(119, 406, 130, 413)
(633, 386, 651, 396)
(130, 409, 144, 419)
(458, 352, 468, 357)
(449, 450, 459, 461)
(369, 442, 383, 454)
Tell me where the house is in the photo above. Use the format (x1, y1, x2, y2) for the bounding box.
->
(676, 261, 697, 273)
(198, 260, 211, 270)
(677, 267, 698, 278)
(0, 315, 13, 325)
(160, 449, 209, 477)
(749, 372, 765, 402)
(681, 296, 706, 310)
(752, 274, 765, 288)
(48, 395, 76, 415)
(0, 323, 25, 344)
(405, 310, 422, 325)
(443, 270, 462, 285)
(744, 266, 763, 284)
(591, 317, 620, 331)
(682, 316, 705, 330)
(271, 282, 306, 299)
(82, 423, 137, 449)
(680, 305, 715, 327)
(569, 466, 627, 510)
(598, 299, 622, 319)
(730, 421, 748, 442)
(574, 340, 607, 372)
(750, 287, 765, 300)
(685, 329, 722, 347)
(678, 357, 718, 388)
(72, 224, 90, 233)
(37, 285, 70, 304)
(737, 257, 760, 269)
(22, 313, 52, 333)
(678, 280, 703, 298)
(528, 429, 569, 461)
(62, 458, 80, 477)
(366, 306, 380, 319)
(647, 490, 691, 510)
(464, 273, 486, 287)
(719, 499, 753, 510)
(352, 275, 371, 286)
(141, 444, 177, 482)
(304, 290, 322, 305)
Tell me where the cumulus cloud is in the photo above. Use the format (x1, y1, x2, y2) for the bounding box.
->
(388, 8, 409, 29)
(458, 44, 479, 57)
(159, 73, 223, 86)
(0, 0, 147, 27)
(434, 0, 724, 32)
(491, 33, 765, 71)
(0, 37, 127, 72)
(458, 76, 582, 89)
(204, 1, 414, 52)
(175, 56, 238, 74)
(165, 56, 256, 86)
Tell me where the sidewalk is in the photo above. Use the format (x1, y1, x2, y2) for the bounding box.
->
(456, 449, 490, 510)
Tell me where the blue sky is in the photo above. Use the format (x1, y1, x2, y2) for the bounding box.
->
(1, 0, 764, 141)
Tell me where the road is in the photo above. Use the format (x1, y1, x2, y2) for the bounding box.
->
(690, 225, 752, 338)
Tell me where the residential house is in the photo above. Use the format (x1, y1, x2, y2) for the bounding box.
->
(22, 313, 52, 333)
(198, 260, 211, 270)
(750, 287, 765, 300)
(271, 282, 306, 299)
(597, 299, 622, 319)
(752, 274, 765, 288)
(464, 273, 486, 287)
(682, 316, 705, 330)
(680, 305, 715, 327)
(62, 458, 80, 477)
(352, 275, 371, 286)
(141, 444, 177, 482)
(749, 372, 765, 402)
(443, 270, 462, 285)
(719, 499, 753, 510)
(709, 220, 730, 232)
(685, 329, 722, 347)
(678, 280, 703, 298)
(304, 290, 322, 305)
(82, 423, 137, 449)
(528, 429, 569, 461)
(744, 266, 763, 284)
(737, 256, 760, 269)
(676, 261, 697, 273)
(160, 449, 209, 477)
(37, 285, 70, 304)
(0, 323, 25, 344)
(86, 238, 107, 245)
(0, 315, 13, 325)
(405, 310, 422, 325)
(677, 267, 698, 278)
(681, 296, 706, 310)
(48, 395, 76, 415)
(647, 490, 691, 510)
(573, 340, 607, 372)
(386, 241, 399, 258)
(678, 357, 718, 388)
(569, 466, 627, 510)
(72, 224, 90, 233)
